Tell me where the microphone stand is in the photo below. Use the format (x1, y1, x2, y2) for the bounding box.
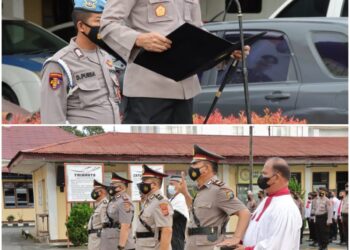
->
(203, 0, 252, 124)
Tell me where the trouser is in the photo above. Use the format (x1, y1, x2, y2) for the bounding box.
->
(315, 214, 330, 248)
(123, 97, 193, 124)
(338, 216, 345, 243)
(300, 219, 305, 243)
(342, 213, 348, 243)
(307, 218, 316, 241)
(330, 217, 338, 239)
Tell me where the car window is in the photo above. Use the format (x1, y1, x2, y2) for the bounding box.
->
(3, 21, 66, 55)
(199, 31, 296, 87)
(276, 0, 330, 17)
(341, 0, 348, 17)
(312, 32, 348, 77)
(52, 26, 76, 42)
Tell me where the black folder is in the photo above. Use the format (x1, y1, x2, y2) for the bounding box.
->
(134, 23, 266, 82)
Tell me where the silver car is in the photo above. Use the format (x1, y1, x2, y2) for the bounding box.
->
(195, 18, 348, 124)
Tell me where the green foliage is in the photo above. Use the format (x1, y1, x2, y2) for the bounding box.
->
(60, 126, 105, 137)
(65, 203, 93, 246)
(289, 177, 305, 199)
(7, 215, 15, 222)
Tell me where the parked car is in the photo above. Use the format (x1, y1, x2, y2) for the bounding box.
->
(270, 0, 348, 18)
(47, 21, 75, 43)
(2, 18, 67, 112)
(195, 18, 348, 124)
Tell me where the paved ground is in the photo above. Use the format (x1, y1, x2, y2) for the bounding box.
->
(2, 227, 348, 249)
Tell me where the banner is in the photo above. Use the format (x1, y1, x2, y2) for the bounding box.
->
(129, 164, 164, 201)
(65, 163, 104, 202)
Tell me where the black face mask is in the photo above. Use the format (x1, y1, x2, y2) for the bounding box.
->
(188, 166, 202, 181)
(138, 182, 152, 195)
(308, 196, 312, 200)
(257, 174, 275, 190)
(339, 196, 344, 200)
(91, 190, 100, 200)
(108, 186, 117, 196)
(82, 22, 126, 64)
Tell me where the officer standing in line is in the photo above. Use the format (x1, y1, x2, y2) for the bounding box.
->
(101, 173, 135, 250)
(136, 165, 173, 250)
(178, 144, 250, 250)
(41, 0, 121, 124)
(315, 187, 333, 250)
(88, 180, 109, 250)
(341, 183, 348, 246)
(309, 191, 318, 247)
(99, 0, 250, 124)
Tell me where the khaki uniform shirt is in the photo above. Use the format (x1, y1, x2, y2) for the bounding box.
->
(185, 176, 247, 250)
(88, 197, 108, 250)
(100, 0, 202, 100)
(101, 192, 135, 250)
(341, 195, 348, 214)
(41, 38, 121, 124)
(136, 189, 173, 250)
(315, 196, 333, 224)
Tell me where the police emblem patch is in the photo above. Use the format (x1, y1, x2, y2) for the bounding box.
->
(49, 73, 63, 90)
(106, 59, 113, 68)
(159, 203, 169, 216)
(155, 4, 166, 17)
(225, 190, 235, 200)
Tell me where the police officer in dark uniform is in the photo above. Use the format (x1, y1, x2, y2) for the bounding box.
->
(88, 180, 108, 250)
(101, 173, 135, 250)
(178, 144, 250, 250)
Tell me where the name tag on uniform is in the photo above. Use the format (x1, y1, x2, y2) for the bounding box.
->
(76, 72, 96, 81)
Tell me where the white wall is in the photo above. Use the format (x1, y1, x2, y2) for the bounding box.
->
(2, 0, 24, 19)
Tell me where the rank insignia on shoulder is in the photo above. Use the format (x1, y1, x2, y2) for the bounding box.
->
(155, 194, 164, 200)
(49, 73, 63, 90)
(122, 194, 129, 201)
(123, 201, 131, 212)
(159, 203, 169, 216)
(213, 179, 225, 187)
(155, 4, 166, 17)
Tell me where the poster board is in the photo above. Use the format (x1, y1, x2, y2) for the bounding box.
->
(64, 163, 104, 202)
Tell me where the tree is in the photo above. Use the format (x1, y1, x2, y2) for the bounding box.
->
(61, 126, 105, 137)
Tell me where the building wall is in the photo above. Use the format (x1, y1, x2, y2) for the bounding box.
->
(24, 0, 42, 25)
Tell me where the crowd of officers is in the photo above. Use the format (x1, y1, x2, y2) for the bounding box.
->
(245, 185, 349, 250)
(86, 144, 348, 250)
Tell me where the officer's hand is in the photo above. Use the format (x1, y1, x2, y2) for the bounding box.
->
(178, 171, 189, 195)
(217, 237, 241, 248)
(136, 32, 172, 53)
(231, 46, 250, 60)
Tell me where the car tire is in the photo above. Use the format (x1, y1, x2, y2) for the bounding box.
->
(2, 83, 19, 105)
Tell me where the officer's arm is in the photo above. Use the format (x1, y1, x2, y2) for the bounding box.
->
(233, 208, 251, 242)
(119, 224, 130, 248)
(327, 200, 333, 224)
(159, 227, 172, 250)
(40, 62, 67, 124)
(100, 0, 140, 62)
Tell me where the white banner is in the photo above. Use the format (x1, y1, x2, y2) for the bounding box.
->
(129, 164, 164, 201)
(65, 164, 104, 202)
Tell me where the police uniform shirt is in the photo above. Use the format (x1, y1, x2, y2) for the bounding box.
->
(41, 38, 121, 124)
(185, 176, 246, 250)
(88, 197, 108, 250)
(100, 0, 202, 100)
(101, 192, 135, 250)
(341, 195, 348, 214)
(136, 189, 173, 250)
(315, 196, 333, 224)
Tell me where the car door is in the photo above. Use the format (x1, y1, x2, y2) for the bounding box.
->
(194, 29, 301, 118)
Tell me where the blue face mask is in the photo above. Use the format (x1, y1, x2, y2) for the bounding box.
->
(168, 185, 176, 196)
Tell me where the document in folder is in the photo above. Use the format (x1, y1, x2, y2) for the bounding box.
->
(134, 22, 265, 82)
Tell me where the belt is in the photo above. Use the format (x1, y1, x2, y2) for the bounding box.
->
(315, 213, 328, 217)
(187, 227, 219, 236)
(135, 232, 155, 238)
(103, 222, 121, 229)
(88, 229, 101, 234)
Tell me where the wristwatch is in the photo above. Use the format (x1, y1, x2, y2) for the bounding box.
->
(117, 246, 125, 250)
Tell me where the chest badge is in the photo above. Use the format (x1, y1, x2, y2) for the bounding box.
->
(106, 59, 113, 68)
(155, 4, 166, 17)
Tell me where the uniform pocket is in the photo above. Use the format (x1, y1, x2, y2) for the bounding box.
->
(147, 0, 174, 23)
(184, 0, 195, 22)
(75, 72, 104, 108)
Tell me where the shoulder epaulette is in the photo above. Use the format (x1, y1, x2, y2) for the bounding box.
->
(212, 179, 225, 187)
(155, 194, 164, 200)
